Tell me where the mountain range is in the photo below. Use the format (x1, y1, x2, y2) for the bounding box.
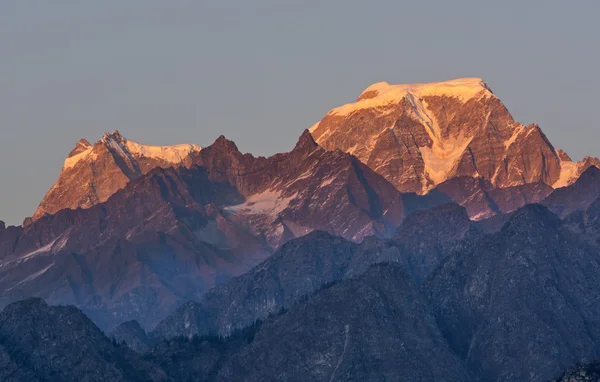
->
(2, 77, 600, 381)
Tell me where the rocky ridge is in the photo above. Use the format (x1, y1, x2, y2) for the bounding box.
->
(310, 77, 599, 218)
(0, 131, 439, 330)
(32, 131, 201, 221)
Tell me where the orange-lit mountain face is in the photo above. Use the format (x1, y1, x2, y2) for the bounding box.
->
(3, 77, 600, 331)
(310, 78, 598, 202)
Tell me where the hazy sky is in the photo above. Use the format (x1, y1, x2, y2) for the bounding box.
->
(1, 1, 599, 225)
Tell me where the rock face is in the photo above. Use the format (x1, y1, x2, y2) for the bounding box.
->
(0, 131, 436, 330)
(152, 206, 475, 340)
(390, 203, 479, 284)
(435, 176, 553, 220)
(543, 166, 600, 218)
(188, 130, 410, 246)
(0, 298, 167, 381)
(151, 231, 363, 339)
(563, 196, 600, 248)
(33, 80, 600, 226)
(0, 164, 257, 329)
(310, 78, 597, 214)
(32, 131, 201, 221)
(425, 204, 600, 381)
(6, 201, 600, 381)
(109, 320, 151, 353)
(215, 264, 472, 381)
(1, 268, 472, 382)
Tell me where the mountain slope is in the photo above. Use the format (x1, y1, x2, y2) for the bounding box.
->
(543, 165, 600, 217)
(151, 231, 362, 339)
(390, 203, 479, 284)
(1, 267, 472, 382)
(1, 131, 431, 330)
(0, 164, 259, 329)
(435, 176, 553, 220)
(32, 131, 201, 221)
(0, 298, 167, 381)
(425, 204, 600, 381)
(189, 130, 412, 246)
(216, 264, 472, 381)
(152, 205, 475, 340)
(310, 77, 596, 203)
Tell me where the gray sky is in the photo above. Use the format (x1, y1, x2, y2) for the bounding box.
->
(1, 0, 599, 225)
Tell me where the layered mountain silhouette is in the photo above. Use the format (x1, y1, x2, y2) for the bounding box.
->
(0, 130, 444, 329)
(4, 203, 600, 381)
(2, 77, 600, 381)
(0, 298, 166, 381)
(149, 204, 600, 381)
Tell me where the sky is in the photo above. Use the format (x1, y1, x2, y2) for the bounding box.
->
(1, 0, 599, 225)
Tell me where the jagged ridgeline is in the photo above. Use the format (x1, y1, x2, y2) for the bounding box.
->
(2, 78, 600, 381)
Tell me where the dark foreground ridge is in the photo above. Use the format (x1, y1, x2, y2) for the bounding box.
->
(5, 202, 600, 381)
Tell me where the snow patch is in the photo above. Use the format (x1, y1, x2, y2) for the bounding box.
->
(308, 121, 321, 133)
(125, 140, 201, 163)
(419, 133, 473, 186)
(63, 133, 201, 170)
(320, 177, 335, 188)
(225, 190, 297, 217)
(325, 77, 492, 118)
(504, 125, 526, 149)
(63, 147, 93, 169)
(470, 210, 494, 221)
(20, 239, 58, 261)
(553, 160, 580, 188)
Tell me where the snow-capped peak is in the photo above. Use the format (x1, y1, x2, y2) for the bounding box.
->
(63, 131, 201, 169)
(358, 77, 491, 102)
(310, 77, 493, 125)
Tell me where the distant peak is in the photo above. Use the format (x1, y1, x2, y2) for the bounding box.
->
(101, 130, 126, 144)
(68, 139, 92, 158)
(293, 129, 318, 153)
(322, 77, 494, 119)
(77, 138, 92, 147)
(578, 165, 600, 180)
(210, 135, 240, 153)
(357, 77, 492, 103)
(63, 131, 201, 170)
(556, 149, 572, 162)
